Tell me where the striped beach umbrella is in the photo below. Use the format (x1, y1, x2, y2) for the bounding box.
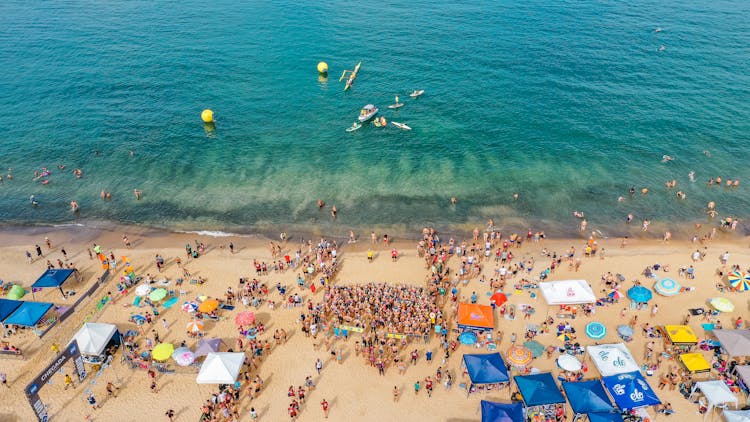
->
(186, 320, 205, 332)
(608, 290, 624, 300)
(654, 278, 681, 296)
(710, 297, 735, 313)
(585, 322, 607, 339)
(506, 345, 533, 367)
(728, 271, 750, 291)
(182, 301, 198, 312)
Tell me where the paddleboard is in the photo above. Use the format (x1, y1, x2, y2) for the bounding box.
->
(346, 123, 362, 132)
(409, 90, 424, 98)
(391, 121, 411, 130)
(388, 103, 404, 109)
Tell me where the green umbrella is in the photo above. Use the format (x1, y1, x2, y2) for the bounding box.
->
(149, 288, 168, 302)
(7, 284, 25, 300)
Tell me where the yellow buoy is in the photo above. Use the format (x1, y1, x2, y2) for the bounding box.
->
(201, 109, 214, 123)
(317, 61, 328, 74)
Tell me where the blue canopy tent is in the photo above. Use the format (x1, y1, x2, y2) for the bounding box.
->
(562, 380, 616, 421)
(515, 373, 566, 406)
(0, 298, 23, 323)
(32, 268, 77, 298)
(3, 301, 53, 327)
(588, 412, 624, 422)
(602, 371, 661, 411)
(463, 353, 510, 396)
(481, 400, 524, 422)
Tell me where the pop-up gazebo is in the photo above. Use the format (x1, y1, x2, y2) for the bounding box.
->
(480, 400, 523, 422)
(0, 299, 23, 324)
(562, 380, 616, 421)
(196, 352, 245, 384)
(457, 303, 495, 331)
(539, 280, 597, 306)
(514, 372, 566, 420)
(31, 268, 78, 298)
(689, 380, 738, 420)
(463, 353, 510, 396)
(602, 371, 661, 411)
(3, 301, 53, 327)
(713, 329, 750, 358)
(587, 343, 640, 376)
(72, 323, 121, 358)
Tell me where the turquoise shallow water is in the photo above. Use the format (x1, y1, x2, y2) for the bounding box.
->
(1, 1, 749, 237)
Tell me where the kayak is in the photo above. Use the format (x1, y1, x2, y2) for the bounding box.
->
(409, 90, 424, 98)
(391, 122, 411, 131)
(388, 103, 404, 109)
(346, 123, 362, 132)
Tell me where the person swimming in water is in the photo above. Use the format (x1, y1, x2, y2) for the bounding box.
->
(30, 195, 39, 207)
(134, 189, 142, 200)
(317, 199, 325, 209)
(661, 155, 673, 163)
(70, 201, 79, 212)
(688, 171, 695, 182)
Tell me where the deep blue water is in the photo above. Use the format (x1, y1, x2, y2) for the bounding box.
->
(1, 1, 749, 237)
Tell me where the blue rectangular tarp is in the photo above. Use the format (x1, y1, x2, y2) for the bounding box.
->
(4, 301, 53, 326)
(0, 298, 23, 322)
(32, 268, 75, 288)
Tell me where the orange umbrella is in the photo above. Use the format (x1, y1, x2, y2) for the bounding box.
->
(198, 299, 219, 313)
(186, 320, 205, 332)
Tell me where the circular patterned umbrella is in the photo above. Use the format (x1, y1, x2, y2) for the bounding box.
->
(171, 347, 195, 366)
(608, 290, 624, 300)
(585, 322, 607, 339)
(557, 354, 582, 371)
(149, 288, 168, 302)
(458, 331, 477, 345)
(186, 320, 205, 332)
(135, 284, 152, 296)
(627, 285, 653, 303)
(506, 345, 533, 367)
(198, 299, 219, 313)
(728, 271, 750, 291)
(710, 297, 735, 313)
(617, 325, 634, 337)
(234, 311, 256, 326)
(654, 278, 681, 296)
(182, 301, 198, 312)
(151, 343, 174, 361)
(490, 292, 507, 306)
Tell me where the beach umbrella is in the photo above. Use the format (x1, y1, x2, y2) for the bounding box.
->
(172, 347, 195, 366)
(149, 288, 168, 302)
(608, 290, 624, 300)
(506, 345, 533, 367)
(182, 301, 198, 312)
(458, 331, 478, 345)
(557, 354, 582, 371)
(135, 284, 151, 296)
(523, 340, 545, 358)
(234, 311, 256, 326)
(617, 325, 634, 337)
(710, 297, 735, 313)
(729, 271, 750, 291)
(558, 333, 573, 342)
(490, 292, 508, 306)
(7, 285, 25, 300)
(186, 320, 205, 332)
(586, 322, 607, 340)
(627, 285, 653, 303)
(654, 278, 681, 296)
(198, 299, 219, 313)
(194, 338, 222, 357)
(152, 343, 174, 361)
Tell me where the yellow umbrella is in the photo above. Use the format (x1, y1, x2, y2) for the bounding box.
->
(151, 343, 174, 361)
(186, 320, 205, 332)
(198, 299, 219, 313)
(710, 297, 735, 313)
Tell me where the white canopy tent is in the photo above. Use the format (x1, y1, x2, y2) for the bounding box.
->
(587, 343, 640, 376)
(735, 365, 750, 389)
(690, 381, 738, 420)
(724, 409, 750, 422)
(196, 352, 245, 384)
(540, 280, 596, 306)
(72, 323, 119, 356)
(713, 330, 750, 357)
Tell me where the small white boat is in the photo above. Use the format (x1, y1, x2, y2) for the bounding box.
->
(409, 90, 424, 98)
(358, 104, 378, 122)
(391, 121, 411, 130)
(388, 103, 404, 109)
(346, 122, 362, 132)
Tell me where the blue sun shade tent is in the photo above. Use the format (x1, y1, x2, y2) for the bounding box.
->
(562, 380, 615, 415)
(602, 371, 661, 410)
(32, 268, 75, 289)
(463, 353, 510, 385)
(588, 413, 624, 422)
(0, 299, 23, 322)
(514, 373, 566, 406)
(481, 400, 524, 422)
(3, 301, 53, 326)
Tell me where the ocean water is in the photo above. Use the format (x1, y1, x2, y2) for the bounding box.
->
(0, 0, 749, 238)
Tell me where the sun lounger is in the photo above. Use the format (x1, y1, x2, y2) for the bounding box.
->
(133, 296, 142, 307)
(163, 297, 179, 309)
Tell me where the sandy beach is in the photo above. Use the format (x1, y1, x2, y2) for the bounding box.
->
(0, 223, 748, 422)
